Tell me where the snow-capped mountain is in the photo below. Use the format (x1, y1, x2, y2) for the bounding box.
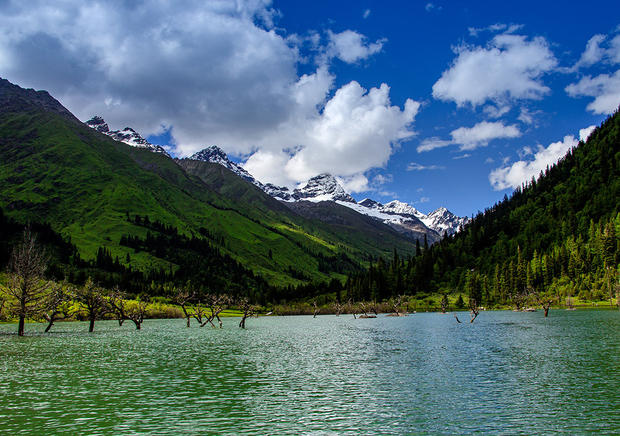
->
(422, 207, 469, 236)
(293, 174, 355, 203)
(190, 146, 256, 183)
(85, 116, 170, 157)
(181, 145, 467, 240)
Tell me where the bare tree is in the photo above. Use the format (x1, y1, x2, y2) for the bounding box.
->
(42, 282, 73, 333)
(126, 297, 149, 330)
(74, 278, 109, 332)
(440, 294, 449, 314)
(347, 299, 357, 319)
(388, 295, 406, 316)
(511, 290, 528, 312)
(532, 290, 554, 317)
(358, 302, 376, 318)
(238, 297, 255, 329)
(109, 287, 128, 326)
(201, 294, 229, 328)
(5, 228, 50, 336)
(173, 287, 194, 327)
(333, 301, 344, 316)
(109, 289, 149, 329)
(469, 298, 480, 323)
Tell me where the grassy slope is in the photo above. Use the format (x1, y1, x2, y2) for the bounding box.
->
(0, 105, 415, 286)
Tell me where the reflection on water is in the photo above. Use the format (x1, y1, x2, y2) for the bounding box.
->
(1, 310, 619, 434)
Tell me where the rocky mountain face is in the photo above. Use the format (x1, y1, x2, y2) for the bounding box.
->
(85, 116, 170, 157)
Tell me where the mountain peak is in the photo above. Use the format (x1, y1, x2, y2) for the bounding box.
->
(190, 146, 229, 164)
(0, 77, 79, 122)
(86, 116, 110, 133)
(293, 173, 355, 203)
(422, 207, 469, 236)
(84, 115, 170, 157)
(382, 200, 424, 219)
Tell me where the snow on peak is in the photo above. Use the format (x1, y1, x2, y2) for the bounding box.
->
(85, 116, 170, 157)
(86, 116, 109, 133)
(190, 146, 257, 183)
(381, 200, 425, 219)
(422, 207, 469, 236)
(293, 173, 355, 203)
(358, 198, 383, 209)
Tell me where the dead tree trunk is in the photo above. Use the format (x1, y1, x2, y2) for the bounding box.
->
(5, 228, 50, 336)
(469, 298, 479, 323)
(174, 288, 195, 327)
(312, 301, 319, 318)
(238, 298, 255, 329)
(75, 278, 109, 333)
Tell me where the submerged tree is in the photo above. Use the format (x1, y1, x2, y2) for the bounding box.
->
(440, 294, 449, 314)
(5, 228, 50, 336)
(238, 297, 255, 329)
(75, 278, 109, 332)
(173, 287, 194, 328)
(203, 294, 229, 328)
(110, 289, 148, 330)
(466, 271, 482, 323)
(42, 282, 73, 333)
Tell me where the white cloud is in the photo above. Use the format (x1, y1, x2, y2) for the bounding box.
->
(579, 125, 596, 142)
(489, 134, 578, 190)
(338, 174, 370, 193)
(418, 197, 430, 203)
(450, 121, 521, 150)
(363, 9, 371, 19)
(418, 121, 520, 153)
(518, 107, 535, 124)
(566, 70, 620, 114)
(572, 34, 607, 70)
(432, 33, 557, 106)
(245, 81, 420, 186)
(570, 32, 620, 71)
(327, 30, 385, 64)
(407, 162, 445, 171)
(0, 0, 414, 187)
(417, 137, 452, 152)
(483, 104, 510, 118)
(452, 153, 471, 160)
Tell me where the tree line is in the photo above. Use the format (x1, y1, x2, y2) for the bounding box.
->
(344, 111, 620, 309)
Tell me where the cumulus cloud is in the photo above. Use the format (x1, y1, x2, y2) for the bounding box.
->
(489, 134, 579, 190)
(432, 33, 557, 107)
(0, 0, 412, 187)
(451, 121, 521, 150)
(245, 81, 420, 185)
(418, 121, 520, 153)
(566, 70, 620, 114)
(327, 30, 385, 63)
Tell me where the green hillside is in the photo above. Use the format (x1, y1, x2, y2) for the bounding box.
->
(345, 110, 620, 305)
(0, 78, 416, 290)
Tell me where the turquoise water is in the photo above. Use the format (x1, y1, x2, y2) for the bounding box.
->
(1, 310, 619, 434)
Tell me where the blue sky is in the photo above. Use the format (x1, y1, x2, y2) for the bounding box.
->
(1, 0, 618, 217)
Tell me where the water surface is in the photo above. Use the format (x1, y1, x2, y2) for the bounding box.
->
(1, 310, 619, 434)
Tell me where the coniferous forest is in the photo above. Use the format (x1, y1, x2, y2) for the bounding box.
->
(345, 110, 620, 307)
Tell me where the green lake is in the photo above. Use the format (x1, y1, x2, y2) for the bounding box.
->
(1, 310, 619, 434)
